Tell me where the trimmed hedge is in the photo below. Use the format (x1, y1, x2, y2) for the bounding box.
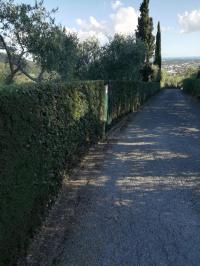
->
(0, 81, 105, 265)
(183, 79, 200, 98)
(0, 80, 160, 265)
(106, 81, 160, 128)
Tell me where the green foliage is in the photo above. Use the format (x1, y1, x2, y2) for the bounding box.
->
(177, 68, 200, 94)
(136, 0, 155, 62)
(75, 35, 146, 81)
(197, 67, 200, 79)
(183, 79, 200, 97)
(31, 27, 78, 81)
(152, 65, 161, 82)
(0, 1, 78, 84)
(0, 81, 105, 265)
(193, 80, 200, 97)
(0, 0, 158, 85)
(54, 30, 78, 81)
(161, 70, 182, 88)
(0, 60, 40, 85)
(0, 62, 8, 83)
(106, 81, 160, 127)
(101, 35, 145, 81)
(75, 37, 103, 80)
(0, 0, 156, 85)
(141, 63, 154, 82)
(154, 22, 161, 70)
(0, 80, 160, 265)
(184, 67, 199, 79)
(161, 68, 199, 88)
(182, 78, 196, 94)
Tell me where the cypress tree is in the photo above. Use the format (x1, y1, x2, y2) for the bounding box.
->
(197, 66, 200, 79)
(154, 22, 161, 69)
(136, 0, 155, 63)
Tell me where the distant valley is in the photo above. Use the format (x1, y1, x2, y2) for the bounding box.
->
(163, 57, 200, 75)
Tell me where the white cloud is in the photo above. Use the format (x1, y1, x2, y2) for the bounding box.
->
(78, 30, 108, 44)
(111, 7, 138, 35)
(76, 17, 105, 31)
(89, 16, 104, 30)
(76, 18, 87, 28)
(178, 10, 200, 33)
(66, 3, 139, 44)
(161, 26, 173, 33)
(111, 0, 123, 10)
(73, 17, 108, 44)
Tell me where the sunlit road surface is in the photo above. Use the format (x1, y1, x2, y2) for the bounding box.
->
(56, 89, 200, 266)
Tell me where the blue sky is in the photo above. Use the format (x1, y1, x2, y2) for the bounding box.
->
(16, 0, 200, 57)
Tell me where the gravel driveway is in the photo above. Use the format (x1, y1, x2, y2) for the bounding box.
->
(55, 89, 200, 266)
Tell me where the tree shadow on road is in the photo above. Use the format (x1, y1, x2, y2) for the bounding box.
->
(25, 89, 200, 266)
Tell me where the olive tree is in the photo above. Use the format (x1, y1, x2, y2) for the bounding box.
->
(75, 37, 103, 80)
(101, 35, 146, 81)
(75, 35, 146, 81)
(0, 0, 78, 84)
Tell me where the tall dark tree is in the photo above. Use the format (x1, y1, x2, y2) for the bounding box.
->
(136, 0, 155, 63)
(154, 22, 161, 69)
(197, 66, 200, 79)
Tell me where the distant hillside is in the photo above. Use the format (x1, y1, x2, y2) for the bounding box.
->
(0, 53, 39, 84)
(162, 57, 200, 76)
(163, 57, 200, 64)
(0, 53, 37, 72)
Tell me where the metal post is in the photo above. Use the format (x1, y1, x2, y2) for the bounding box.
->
(102, 84, 108, 139)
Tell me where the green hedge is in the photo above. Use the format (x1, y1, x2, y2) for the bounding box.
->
(183, 78, 200, 97)
(194, 80, 200, 98)
(0, 81, 105, 265)
(106, 81, 160, 128)
(0, 80, 160, 265)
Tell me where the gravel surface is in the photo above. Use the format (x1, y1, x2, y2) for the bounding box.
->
(55, 89, 200, 266)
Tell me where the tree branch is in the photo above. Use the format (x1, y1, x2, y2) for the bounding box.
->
(19, 67, 38, 82)
(0, 34, 14, 73)
(19, 66, 45, 83)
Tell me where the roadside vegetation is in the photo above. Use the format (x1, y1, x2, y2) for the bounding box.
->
(0, 0, 161, 85)
(182, 67, 200, 96)
(161, 67, 199, 88)
(0, 0, 162, 265)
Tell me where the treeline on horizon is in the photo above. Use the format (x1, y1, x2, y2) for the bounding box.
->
(0, 0, 161, 85)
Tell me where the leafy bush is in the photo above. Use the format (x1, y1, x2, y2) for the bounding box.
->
(197, 67, 200, 79)
(75, 35, 146, 82)
(194, 80, 200, 98)
(182, 67, 200, 97)
(161, 70, 182, 88)
(183, 79, 200, 97)
(0, 81, 105, 265)
(183, 75, 200, 98)
(106, 81, 160, 128)
(182, 78, 196, 94)
(161, 68, 199, 88)
(101, 36, 145, 81)
(152, 65, 161, 82)
(0, 80, 160, 265)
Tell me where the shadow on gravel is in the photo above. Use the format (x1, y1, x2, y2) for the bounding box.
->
(26, 90, 200, 266)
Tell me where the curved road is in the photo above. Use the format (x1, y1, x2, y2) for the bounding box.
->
(56, 89, 200, 266)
